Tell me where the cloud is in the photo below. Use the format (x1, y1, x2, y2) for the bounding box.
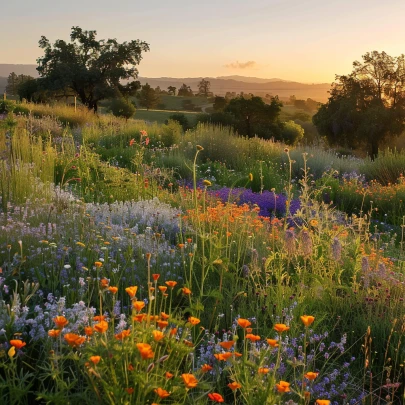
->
(224, 60, 257, 69)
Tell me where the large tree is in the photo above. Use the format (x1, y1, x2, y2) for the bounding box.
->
(36, 26, 149, 112)
(137, 83, 160, 110)
(197, 78, 211, 97)
(313, 51, 405, 157)
(177, 83, 193, 97)
(5, 72, 34, 95)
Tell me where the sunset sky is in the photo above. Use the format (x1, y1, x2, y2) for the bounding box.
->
(1, 0, 405, 83)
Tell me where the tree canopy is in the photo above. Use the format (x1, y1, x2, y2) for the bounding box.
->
(177, 83, 193, 97)
(137, 83, 160, 110)
(313, 51, 405, 157)
(36, 26, 149, 112)
(6, 73, 34, 95)
(198, 78, 211, 97)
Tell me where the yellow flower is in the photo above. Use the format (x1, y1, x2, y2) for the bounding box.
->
(125, 286, 138, 298)
(248, 173, 253, 181)
(301, 315, 315, 327)
(203, 180, 212, 187)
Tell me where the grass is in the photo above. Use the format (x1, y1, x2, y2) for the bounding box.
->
(134, 108, 200, 125)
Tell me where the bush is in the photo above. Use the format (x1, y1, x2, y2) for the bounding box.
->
(160, 120, 182, 147)
(0, 100, 16, 114)
(107, 98, 136, 121)
(166, 113, 190, 131)
(279, 120, 304, 145)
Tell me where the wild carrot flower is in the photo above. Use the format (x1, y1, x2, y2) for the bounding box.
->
(182, 373, 198, 389)
(237, 318, 251, 328)
(228, 382, 241, 391)
(274, 324, 289, 333)
(136, 343, 154, 360)
(208, 393, 224, 402)
(201, 364, 213, 373)
(152, 330, 165, 341)
(94, 321, 108, 333)
(154, 388, 170, 398)
(219, 340, 235, 350)
(125, 286, 138, 298)
(90, 356, 101, 365)
(304, 372, 319, 380)
(10, 340, 26, 349)
(133, 301, 145, 312)
(53, 316, 69, 329)
(48, 329, 61, 338)
(276, 381, 290, 393)
(301, 315, 315, 327)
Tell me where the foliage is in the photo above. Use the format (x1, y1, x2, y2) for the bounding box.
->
(313, 51, 405, 157)
(137, 83, 160, 110)
(197, 78, 211, 97)
(166, 113, 191, 131)
(279, 120, 305, 145)
(107, 97, 136, 121)
(177, 83, 194, 97)
(37, 26, 149, 112)
(5, 72, 34, 96)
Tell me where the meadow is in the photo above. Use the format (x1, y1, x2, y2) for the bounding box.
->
(1, 102, 405, 405)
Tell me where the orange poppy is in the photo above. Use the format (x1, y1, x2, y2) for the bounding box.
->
(267, 339, 279, 347)
(228, 382, 241, 391)
(170, 327, 177, 336)
(274, 324, 290, 333)
(159, 286, 168, 293)
(64, 333, 86, 347)
(10, 340, 26, 349)
(94, 321, 108, 333)
(136, 343, 154, 360)
(183, 339, 194, 347)
(90, 355, 101, 365)
(246, 333, 261, 342)
(315, 401, 331, 405)
(93, 315, 106, 322)
(181, 373, 198, 389)
(165, 371, 174, 379)
(133, 314, 146, 323)
(84, 326, 94, 336)
(94, 261, 103, 268)
(152, 330, 165, 341)
(157, 320, 169, 330)
(182, 287, 192, 295)
(125, 286, 138, 298)
(301, 315, 315, 327)
(208, 393, 224, 403)
(165, 281, 177, 288)
(237, 318, 251, 328)
(53, 316, 69, 329)
(188, 317, 200, 325)
(214, 352, 232, 361)
(201, 364, 213, 373)
(219, 341, 235, 350)
(258, 367, 270, 374)
(246, 327, 253, 333)
(276, 381, 290, 393)
(234, 351, 242, 357)
(126, 388, 134, 394)
(128, 363, 134, 371)
(133, 301, 145, 312)
(152, 274, 160, 281)
(304, 372, 319, 380)
(48, 329, 61, 338)
(108, 286, 118, 294)
(154, 388, 170, 398)
(115, 329, 131, 340)
(100, 278, 109, 288)
(161, 312, 170, 320)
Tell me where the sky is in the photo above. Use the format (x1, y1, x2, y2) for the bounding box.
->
(1, 0, 405, 83)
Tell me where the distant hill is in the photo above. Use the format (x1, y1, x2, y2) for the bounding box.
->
(0, 64, 331, 101)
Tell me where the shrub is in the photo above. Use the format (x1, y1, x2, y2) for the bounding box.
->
(166, 113, 190, 131)
(107, 98, 136, 121)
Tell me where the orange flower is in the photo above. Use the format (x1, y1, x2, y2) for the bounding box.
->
(94, 321, 108, 333)
(94, 261, 103, 268)
(188, 316, 200, 325)
(214, 352, 232, 361)
(93, 315, 106, 322)
(100, 278, 109, 288)
(246, 333, 261, 342)
(258, 367, 270, 374)
(219, 340, 235, 350)
(178, 243, 185, 249)
(187, 238, 192, 243)
(133, 301, 145, 312)
(301, 315, 315, 327)
(267, 338, 279, 347)
(152, 274, 160, 281)
(128, 363, 134, 371)
(208, 393, 224, 403)
(157, 320, 169, 330)
(304, 372, 319, 380)
(182, 287, 192, 295)
(159, 286, 168, 293)
(152, 330, 165, 341)
(84, 326, 94, 336)
(133, 314, 146, 323)
(274, 324, 290, 333)
(10, 340, 26, 349)
(136, 343, 154, 359)
(154, 388, 170, 398)
(53, 316, 69, 329)
(237, 318, 251, 328)
(170, 327, 177, 336)
(115, 329, 131, 340)
(246, 327, 253, 333)
(165, 371, 174, 379)
(165, 281, 177, 288)
(126, 388, 134, 394)
(90, 355, 101, 365)
(108, 286, 118, 294)
(125, 286, 138, 298)
(276, 381, 290, 393)
(48, 329, 61, 338)
(234, 351, 242, 357)
(228, 382, 241, 391)
(64, 333, 86, 347)
(315, 401, 331, 405)
(183, 339, 194, 347)
(129, 138, 135, 146)
(182, 373, 198, 389)
(201, 364, 213, 373)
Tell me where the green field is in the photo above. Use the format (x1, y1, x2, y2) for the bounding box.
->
(134, 108, 201, 125)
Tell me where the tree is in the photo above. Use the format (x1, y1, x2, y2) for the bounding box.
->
(178, 83, 193, 97)
(6, 72, 34, 95)
(138, 83, 160, 110)
(213, 96, 227, 112)
(198, 78, 211, 97)
(167, 86, 176, 96)
(313, 51, 405, 157)
(108, 97, 136, 121)
(36, 26, 149, 112)
(225, 95, 282, 138)
(280, 121, 304, 145)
